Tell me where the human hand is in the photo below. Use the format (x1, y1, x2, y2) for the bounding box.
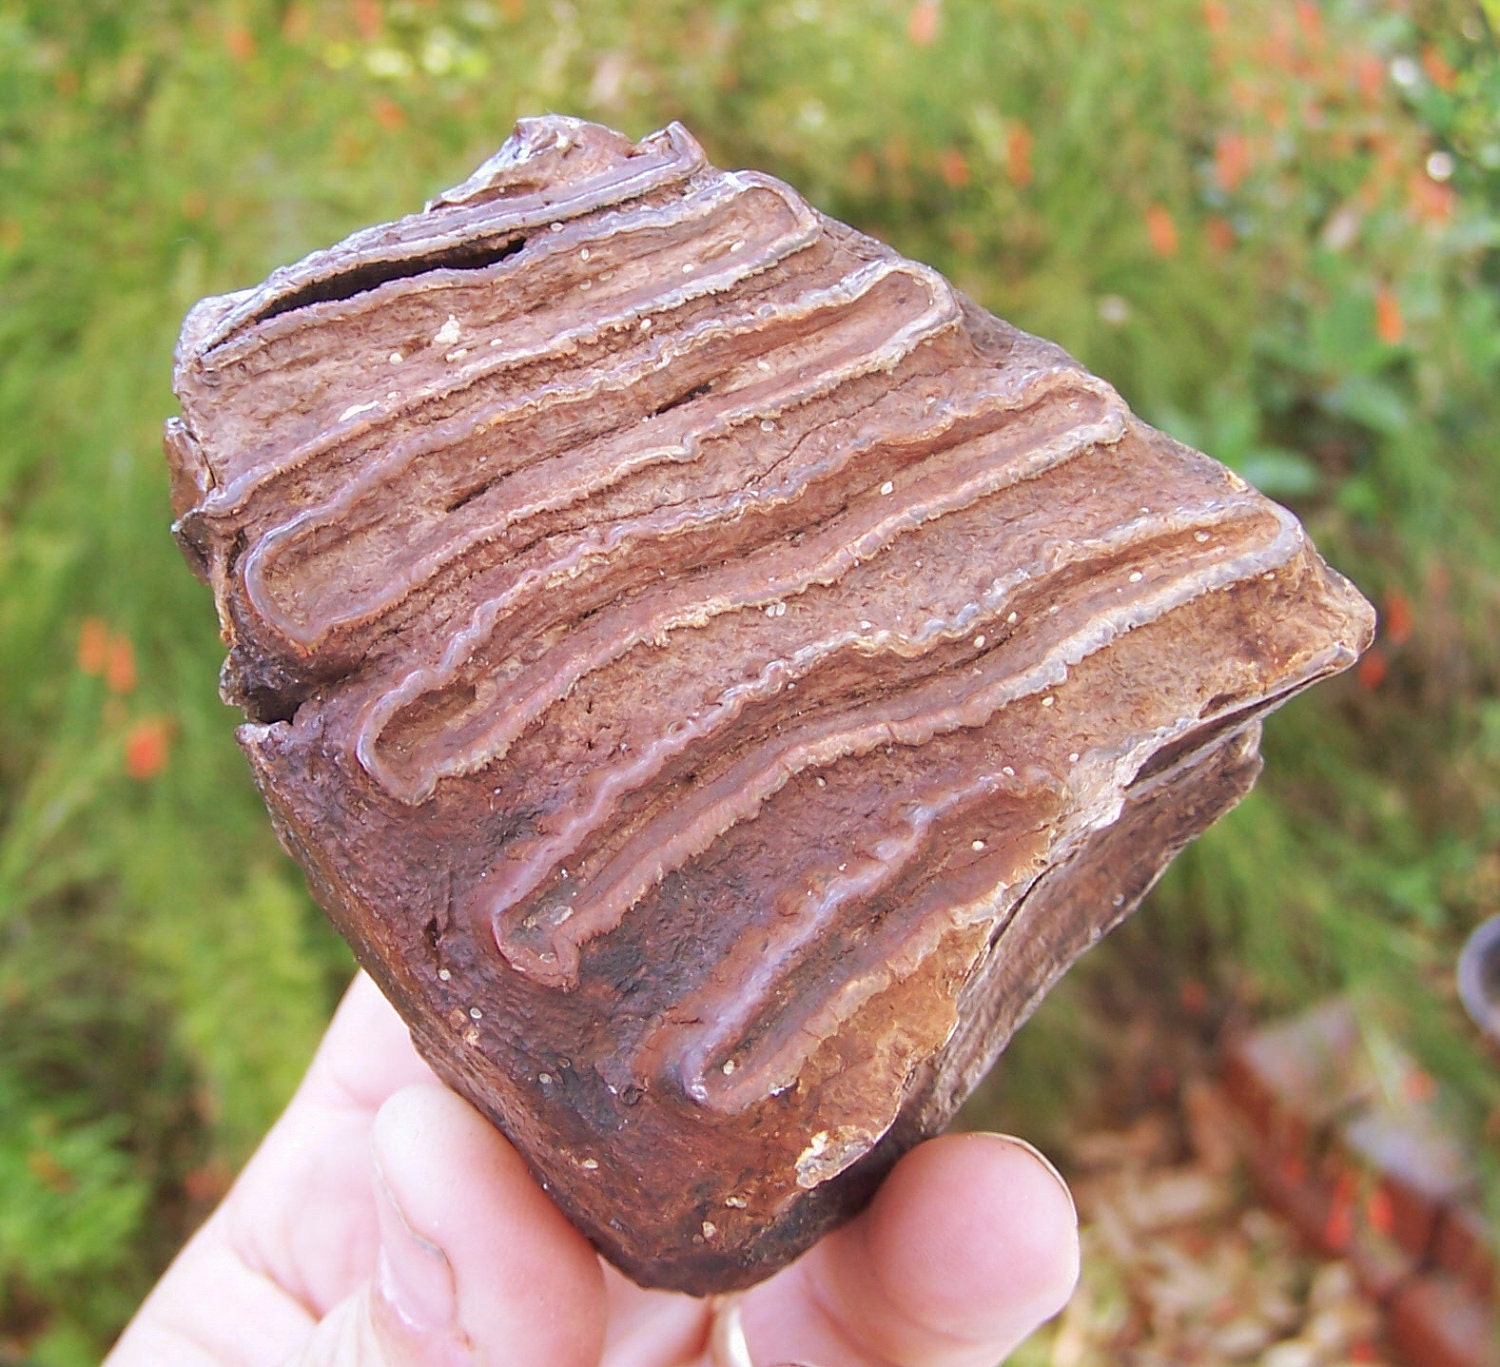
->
(107, 972, 1078, 1366)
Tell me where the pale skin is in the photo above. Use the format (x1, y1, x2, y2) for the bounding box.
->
(107, 972, 1079, 1367)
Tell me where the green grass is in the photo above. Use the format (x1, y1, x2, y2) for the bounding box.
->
(2, 1, 1499, 1358)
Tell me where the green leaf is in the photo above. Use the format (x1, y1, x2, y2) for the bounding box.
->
(1324, 374, 1411, 437)
(1238, 447, 1324, 500)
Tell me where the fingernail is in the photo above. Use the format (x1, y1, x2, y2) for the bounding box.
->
(372, 1155, 459, 1333)
(990, 1132, 1077, 1224)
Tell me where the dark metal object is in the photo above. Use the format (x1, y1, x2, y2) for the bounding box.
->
(1458, 915, 1500, 1050)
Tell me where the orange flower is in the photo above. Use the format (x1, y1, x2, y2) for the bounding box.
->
(1261, 21, 1296, 77)
(1202, 0, 1229, 35)
(352, 0, 383, 42)
(372, 96, 406, 131)
(1205, 214, 1236, 253)
(1382, 588, 1413, 646)
(1214, 131, 1251, 192)
(1408, 170, 1455, 224)
(224, 23, 255, 63)
(1352, 51, 1384, 106)
(105, 633, 137, 696)
(938, 146, 969, 190)
(1005, 121, 1034, 190)
(1422, 46, 1456, 93)
(1145, 203, 1179, 258)
(907, 0, 939, 47)
(1374, 285, 1404, 345)
(77, 617, 109, 676)
(1294, 0, 1324, 50)
(282, 4, 312, 42)
(1357, 649, 1387, 690)
(124, 717, 173, 781)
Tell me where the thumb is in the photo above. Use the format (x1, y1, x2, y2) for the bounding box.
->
(287, 1083, 606, 1366)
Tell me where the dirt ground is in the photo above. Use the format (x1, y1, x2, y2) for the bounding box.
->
(973, 953, 1404, 1367)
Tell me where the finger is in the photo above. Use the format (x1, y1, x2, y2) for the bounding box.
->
(218, 972, 439, 1319)
(299, 969, 440, 1113)
(599, 1265, 710, 1367)
(739, 1132, 1079, 1367)
(105, 973, 427, 1367)
(286, 1082, 607, 1367)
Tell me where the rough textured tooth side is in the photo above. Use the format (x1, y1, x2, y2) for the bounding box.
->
(358, 385, 1120, 802)
(179, 175, 820, 515)
(898, 723, 1267, 1142)
(484, 493, 1307, 990)
(416, 461, 1266, 925)
(619, 537, 1369, 1131)
(241, 258, 956, 656)
(411, 415, 1208, 917)
(670, 767, 1061, 1113)
(189, 120, 706, 356)
(353, 332, 1108, 806)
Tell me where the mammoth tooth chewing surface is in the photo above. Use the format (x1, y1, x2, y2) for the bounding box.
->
(165, 116, 1374, 1293)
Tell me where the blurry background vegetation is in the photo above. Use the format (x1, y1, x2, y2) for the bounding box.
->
(2, 0, 1499, 1359)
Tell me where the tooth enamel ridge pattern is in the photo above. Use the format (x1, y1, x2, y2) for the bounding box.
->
(165, 116, 1375, 1294)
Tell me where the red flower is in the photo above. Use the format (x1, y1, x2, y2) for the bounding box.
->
(1357, 649, 1387, 691)
(1006, 122, 1034, 189)
(77, 617, 108, 676)
(352, 0, 383, 43)
(1422, 46, 1456, 93)
(372, 96, 406, 131)
(105, 634, 136, 696)
(1408, 170, 1455, 224)
(1145, 204, 1179, 258)
(1374, 285, 1404, 346)
(1382, 588, 1413, 646)
(224, 23, 256, 63)
(1205, 215, 1236, 254)
(1295, 0, 1324, 50)
(124, 717, 173, 781)
(938, 147, 970, 190)
(1215, 132, 1251, 192)
(907, 0, 939, 47)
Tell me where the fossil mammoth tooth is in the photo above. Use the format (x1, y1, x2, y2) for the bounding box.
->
(165, 115, 1374, 1294)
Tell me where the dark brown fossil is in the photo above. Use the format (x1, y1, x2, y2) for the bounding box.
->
(165, 116, 1374, 1294)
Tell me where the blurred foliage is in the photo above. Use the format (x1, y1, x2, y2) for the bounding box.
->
(1, 0, 1498, 1359)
